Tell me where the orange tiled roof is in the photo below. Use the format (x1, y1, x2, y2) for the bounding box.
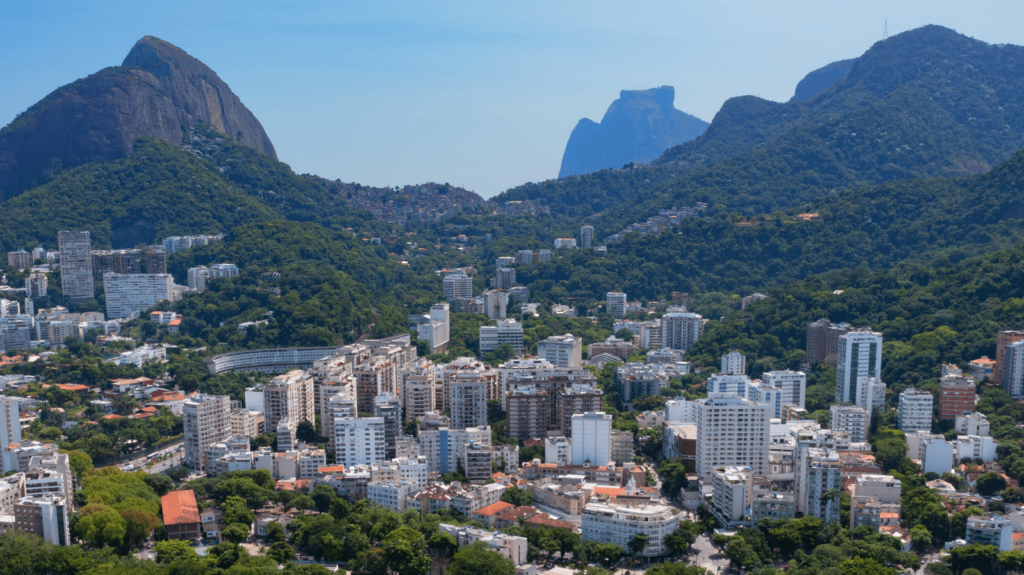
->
(497, 506, 539, 521)
(525, 514, 575, 530)
(880, 512, 900, 519)
(141, 406, 158, 413)
(318, 465, 345, 473)
(169, 319, 181, 326)
(475, 501, 514, 517)
(57, 384, 89, 392)
(101, 414, 123, 420)
(161, 490, 200, 526)
(1014, 532, 1024, 541)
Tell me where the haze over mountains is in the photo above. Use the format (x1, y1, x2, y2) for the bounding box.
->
(557, 86, 708, 178)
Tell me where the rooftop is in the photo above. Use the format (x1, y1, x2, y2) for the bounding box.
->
(161, 490, 200, 526)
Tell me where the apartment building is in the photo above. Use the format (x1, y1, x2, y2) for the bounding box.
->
(556, 384, 604, 437)
(804, 449, 842, 523)
(580, 225, 594, 249)
(606, 292, 627, 318)
(418, 426, 491, 474)
(183, 394, 232, 471)
(660, 310, 704, 351)
(506, 385, 550, 440)
(494, 267, 517, 290)
(264, 370, 315, 430)
(24, 272, 48, 299)
(443, 272, 473, 300)
(103, 273, 174, 319)
(402, 365, 436, 423)
(1004, 340, 1024, 399)
(695, 395, 771, 482)
(835, 329, 883, 404)
(829, 405, 869, 443)
(57, 231, 93, 302)
(479, 319, 523, 355)
(449, 372, 489, 430)
(230, 409, 265, 438)
(995, 331, 1024, 388)
(571, 412, 612, 467)
(588, 336, 637, 361)
(610, 429, 634, 464)
(14, 494, 70, 546)
(7, 250, 32, 270)
(763, 370, 807, 410)
(721, 351, 746, 375)
(581, 502, 680, 557)
(898, 389, 933, 433)
(374, 394, 402, 459)
(939, 373, 977, 420)
(538, 334, 583, 368)
(334, 417, 386, 466)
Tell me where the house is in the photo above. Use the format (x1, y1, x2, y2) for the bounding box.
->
(472, 501, 514, 529)
(162, 490, 201, 541)
(495, 506, 540, 528)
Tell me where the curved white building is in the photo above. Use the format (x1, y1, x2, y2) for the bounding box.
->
(204, 347, 342, 374)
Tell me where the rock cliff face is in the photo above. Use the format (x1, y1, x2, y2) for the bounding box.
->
(557, 86, 708, 178)
(0, 36, 276, 200)
(789, 59, 856, 103)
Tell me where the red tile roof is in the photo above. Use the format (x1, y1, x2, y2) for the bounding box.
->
(475, 501, 514, 517)
(525, 514, 576, 531)
(497, 506, 540, 522)
(162, 490, 200, 526)
(57, 384, 89, 392)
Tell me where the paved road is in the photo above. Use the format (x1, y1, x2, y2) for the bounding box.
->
(146, 452, 183, 474)
(689, 533, 732, 575)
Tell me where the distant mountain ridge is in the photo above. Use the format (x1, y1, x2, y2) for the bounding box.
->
(557, 86, 708, 178)
(0, 36, 276, 200)
(497, 25, 1024, 231)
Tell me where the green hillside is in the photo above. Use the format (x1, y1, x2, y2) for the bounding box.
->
(0, 124, 383, 252)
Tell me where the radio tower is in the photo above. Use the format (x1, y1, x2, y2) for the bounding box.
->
(883, 20, 889, 40)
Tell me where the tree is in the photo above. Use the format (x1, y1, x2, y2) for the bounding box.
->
(292, 494, 316, 511)
(711, 533, 730, 549)
(501, 486, 534, 507)
(297, 421, 323, 443)
(427, 532, 459, 562)
(61, 449, 94, 478)
(975, 472, 1008, 496)
(950, 543, 999, 574)
(223, 495, 256, 526)
(615, 329, 634, 341)
(447, 541, 516, 575)
(910, 524, 933, 553)
(724, 537, 759, 570)
(924, 562, 952, 575)
(222, 523, 250, 545)
(265, 521, 286, 543)
(311, 484, 337, 513)
(155, 539, 198, 563)
(144, 473, 174, 496)
(627, 533, 648, 556)
(665, 521, 701, 555)
(838, 557, 898, 575)
(267, 541, 297, 564)
(998, 550, 1024, 573)
(120, 508, 162, 551)
(591, 543, 623, 565)
(75, 503, 126, 548)
(382, 526, 432, 575)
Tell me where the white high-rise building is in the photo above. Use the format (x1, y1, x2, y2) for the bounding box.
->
(417, 303, 450, 354)
(375, 394, 403, 458)
(835, 329, 883, 404)
(449, 374, 489, 430)
(25, 273, 48, 299)
(183, 394, 232, 471)
(187, 266, 210, 292)
(264, 370, 315, 430)
(571, 412, 612, 467)
(858, 377, 887, 417)
(1004, 340, 1024, 398)
(14, 495, 70, 546)
(695, 395, 770, 481)
(334, 417, 386, 466)
(537, 334, 582, 368)
(103, 273, 173, 319)
(494, 268, 517, 290)
(57, 231, 93, 302)
(804, 448, 842, 523)
(209, 263, 238, 278)
(418, 426, 491, 474)
(763, 370, 807, 409)
(479, 319, 523, 355)
(898, 389, 933, 433)
(580, 225, 594, 249)
(745, 381, 784, 419)
(0, 398, 22, 473)
(483, 290, 509, 320)
(606, 292, 627, 318)
(721, 351, 746, 375)
(661, 310, 704, 351)
(443, 272, 473, 300)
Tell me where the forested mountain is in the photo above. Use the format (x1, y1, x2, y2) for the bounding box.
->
(788, 58, 856, 103)
(558, 86, 708, 178)
(450, 141, 1024, 303)
(0, 36, 276, 200)
(497, 26, 1024, 234)
(0, 125, 385, 252)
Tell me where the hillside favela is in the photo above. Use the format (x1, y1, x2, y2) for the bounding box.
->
(2, 4, 1024, 575)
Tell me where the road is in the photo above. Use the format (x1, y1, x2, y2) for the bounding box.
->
(146, 452, 183, 474)
(688, 533, 733, 575)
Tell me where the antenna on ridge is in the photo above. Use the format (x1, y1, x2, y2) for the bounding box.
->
(883, 19, 888, 40)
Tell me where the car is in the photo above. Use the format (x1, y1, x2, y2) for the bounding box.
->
(546, 563, 555, 569)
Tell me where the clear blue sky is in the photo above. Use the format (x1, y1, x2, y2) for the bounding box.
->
(2, 1, 1023, 198)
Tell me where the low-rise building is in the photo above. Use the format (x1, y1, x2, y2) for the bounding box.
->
(581, 502, 680, 557)
(439, 524, 529, 565)
(966, 515, 1013, 552)
(162, 490, 201, 541)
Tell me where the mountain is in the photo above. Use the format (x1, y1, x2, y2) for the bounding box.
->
(0, 124, 383, 252)
(557, 86, 708, 178)
(498, 26, 1024, 230)
(0, 36, 276, 201)
(789, 59, 856, 103)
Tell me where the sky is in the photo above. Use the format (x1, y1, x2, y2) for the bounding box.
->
(3, 1, 1024, 198)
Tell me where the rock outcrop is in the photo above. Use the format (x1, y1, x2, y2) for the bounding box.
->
(0, 36, 276, 200)
(557, 86, 708, 178)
